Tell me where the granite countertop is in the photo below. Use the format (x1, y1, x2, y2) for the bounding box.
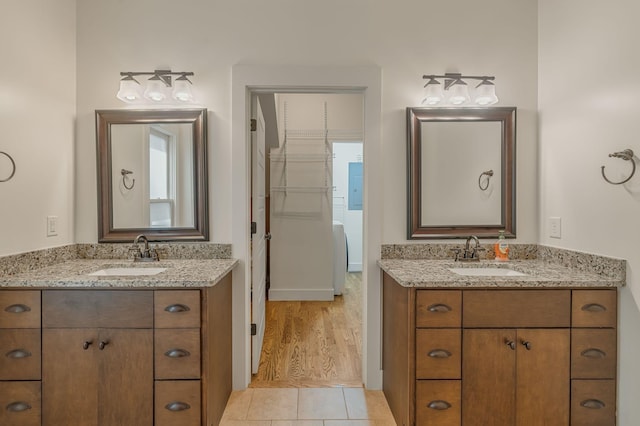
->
(0, 258, 238, 289)
(378, 259, 623, 288)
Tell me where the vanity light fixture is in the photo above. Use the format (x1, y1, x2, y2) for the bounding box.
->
(421, 73, 498, 106)
(116, 70, 195, 103)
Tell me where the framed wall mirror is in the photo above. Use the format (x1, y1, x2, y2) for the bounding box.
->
(96, 109, 208, 242)
(407, 107, 516, 239)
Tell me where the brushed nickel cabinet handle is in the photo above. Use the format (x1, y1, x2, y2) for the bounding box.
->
(6, 349, 31, 359)
(505, 340, 516, 350)
(165, 401, 191, 412)
(164, 348, 191, 358)
(6, 401, 31, 412)
(83, 340, 93, 350)
(428, 400, 451, 410)
(427, 303, 452, 313)
(581, 399, 605, 409)
(581, 348, 607, 359)
(428, 349, 452, 359)
(165, 304, 191, 313)
(4, 304, 31, 314)
(582, 303, 607, 312)
(99, 340, 109, 350)
(521, 340, 532, 350)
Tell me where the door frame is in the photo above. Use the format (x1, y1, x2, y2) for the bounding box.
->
(231, 65, 383, 389)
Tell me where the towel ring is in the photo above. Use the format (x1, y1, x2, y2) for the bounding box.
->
(601, 149, 636, 185)
(0, 151, 16, 183)
(478, 169, 494, 191)
(121, 169, 135, 190)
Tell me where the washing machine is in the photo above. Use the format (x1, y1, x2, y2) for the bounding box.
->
(332, 221, 347, 295)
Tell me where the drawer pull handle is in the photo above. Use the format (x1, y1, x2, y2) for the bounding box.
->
(581, 348, 606, 359)
(505, 340, 516, 350)
(6, 401, 31, 412)
(165, 304, 191, 313)
(83, 340, 93, 350)
(428, 349, 452, 359)
(6, 349, 31, 359)
(581, 399, 605, 409)
(427, 303, 452, 313)
(99, 340, 109, 350)
(521, 340, 532, 350)
(4, 304, 31, 314)
(428, 400, 451, 410)
(582, 303, 607, 312)
(165, 348, 191, 358)
(165, 401, 191, 412)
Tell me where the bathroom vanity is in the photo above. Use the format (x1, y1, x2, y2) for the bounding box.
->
(379, 257, 623, 426)
(0, 258, 236, 426)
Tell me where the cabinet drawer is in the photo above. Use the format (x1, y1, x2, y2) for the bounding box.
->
(155, 329, 201, 379)
(571, 329, 616, 379)
(155, 380, 201, 426)
(416, 329, 461, 379)
(0, 291, 40, 328)
(571, 380, 616, 426)
(416, 290, 461, 328)
(463, 290, 571, 328)
(0, 381, 41, 426)
(416, 380, 461, 426)
(155, 290, 201, 328)
(42, 290, 153, 328)
(572, 290, 617, 328)
(0, 329, 41, 380)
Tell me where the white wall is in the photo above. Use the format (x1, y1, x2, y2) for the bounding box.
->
(333, 143, 363, 271)
(538, 1, 640, 423)
(0, 0, 76, 256)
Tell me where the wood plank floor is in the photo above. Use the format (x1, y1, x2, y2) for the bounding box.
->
(250, 272, 363, 388)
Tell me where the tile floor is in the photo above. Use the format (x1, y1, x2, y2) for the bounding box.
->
(220, 387, 397, 425)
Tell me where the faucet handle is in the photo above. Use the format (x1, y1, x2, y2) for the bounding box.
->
(450, 248, 462, 262)
(128, 245, 142, 259)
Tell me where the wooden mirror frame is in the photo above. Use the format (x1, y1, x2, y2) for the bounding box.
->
(407, 106, 516, 239)
(96, 109, 209, 242)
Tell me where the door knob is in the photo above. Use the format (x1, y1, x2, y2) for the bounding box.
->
(265, 233, 272, 241)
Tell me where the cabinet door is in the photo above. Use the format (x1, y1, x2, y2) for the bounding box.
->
(516, 329, 570, 426)
(43, 329, 100, 426)
(98, 329, 153, 426)
(462, 329, 516, 425)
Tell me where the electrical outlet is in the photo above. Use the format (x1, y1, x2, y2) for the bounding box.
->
(47, 216, 58, 237)
(549, 217, 561, 239)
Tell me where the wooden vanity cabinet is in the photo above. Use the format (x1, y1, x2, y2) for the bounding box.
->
(0, 271, 232, 426)
(382, 272, 618, 426)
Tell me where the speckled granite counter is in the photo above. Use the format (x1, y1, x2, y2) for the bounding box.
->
(0, 258, 237, 288)
(378, 259, 624, 288)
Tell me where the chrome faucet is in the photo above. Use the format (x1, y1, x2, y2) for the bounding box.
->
(130, 234, 159, 262)
(452, 235, 484, 262)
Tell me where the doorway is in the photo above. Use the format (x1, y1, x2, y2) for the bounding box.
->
(231, 65, 382, 390)
(250, 93, 364, 387)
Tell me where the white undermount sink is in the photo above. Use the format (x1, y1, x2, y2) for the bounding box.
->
(448, 267, 527, 277)
(88, 267, 167, 276)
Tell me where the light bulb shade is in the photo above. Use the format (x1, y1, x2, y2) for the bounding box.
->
(144, 78, 167, 102)
(447, 80, 470, 105)
(172, 78, 194, 102)
(474, 81, 498, 105)
(116, 78, 141, 103)
(422, 80, 444, 106)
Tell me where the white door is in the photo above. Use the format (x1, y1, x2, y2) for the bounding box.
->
(251, 97, 268, 374)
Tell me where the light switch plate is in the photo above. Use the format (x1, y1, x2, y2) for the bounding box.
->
(47, 216, 58, 237)
(549, 217, 561, 239)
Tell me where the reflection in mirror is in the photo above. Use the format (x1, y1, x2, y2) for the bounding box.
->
(407, 107, 516, 239)
(96, 109, 208, 242)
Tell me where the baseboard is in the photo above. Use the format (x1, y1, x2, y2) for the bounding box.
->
(268, 288, 335, 301)
(348, 263, 362, 272)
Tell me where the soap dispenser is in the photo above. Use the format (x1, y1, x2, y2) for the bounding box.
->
(494, 230, 509, 261)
